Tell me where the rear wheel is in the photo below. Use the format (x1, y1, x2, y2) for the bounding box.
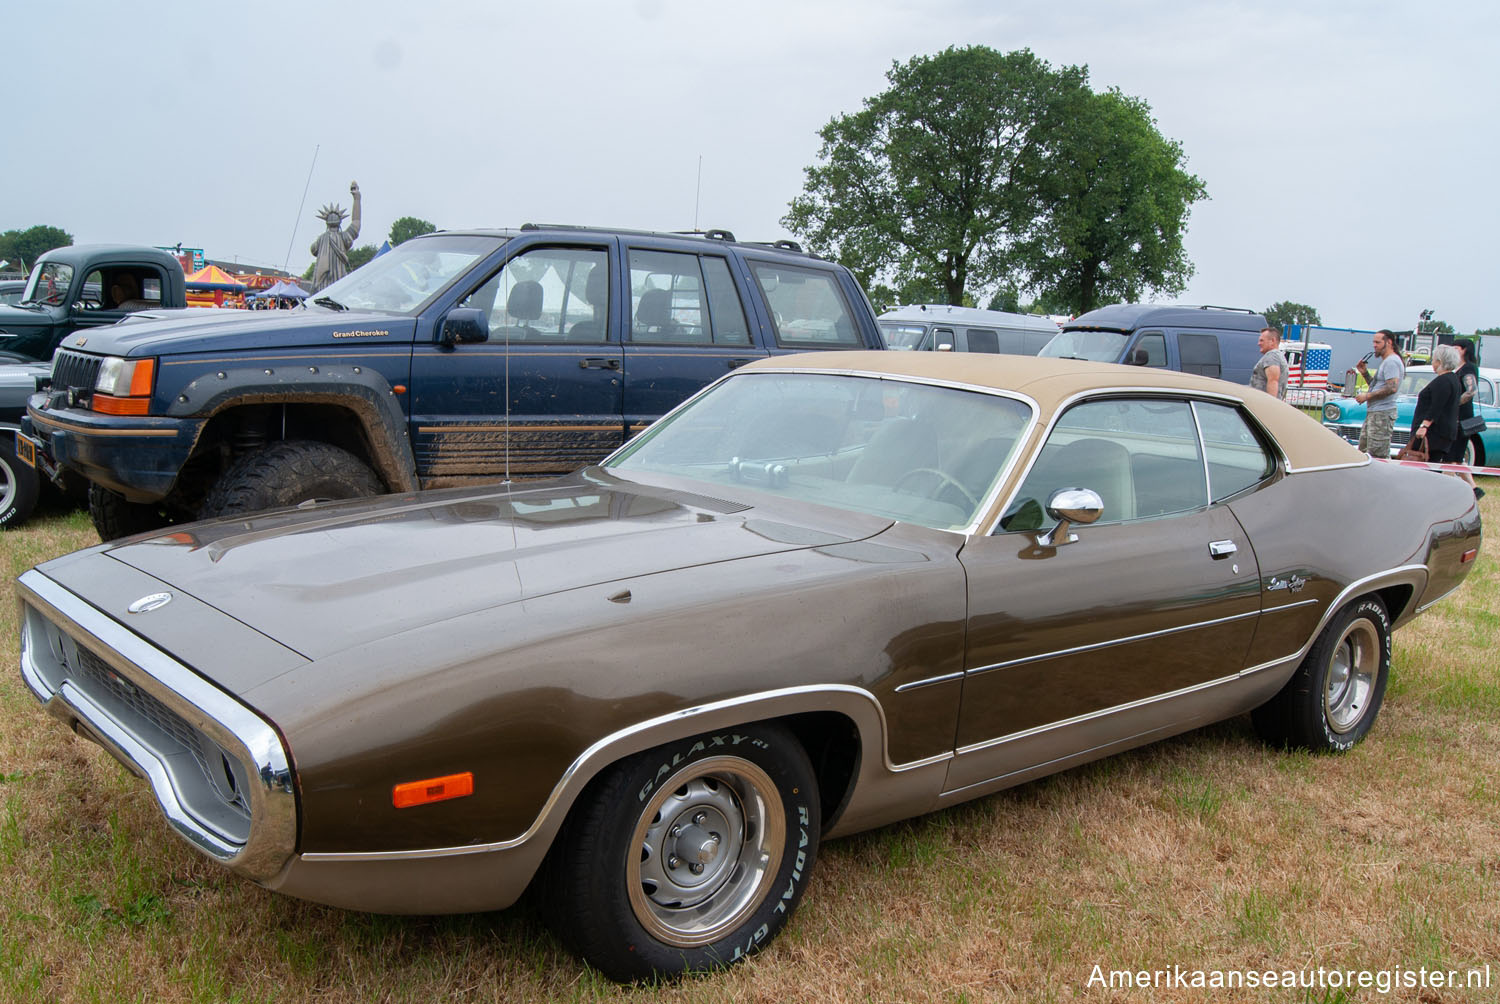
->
(88, 484, 172, 540)
(199, 440, 382, 518)
(1252, 596, 1391, 752)
(540, 724, 820, 981)
(0, 436, 40, 529)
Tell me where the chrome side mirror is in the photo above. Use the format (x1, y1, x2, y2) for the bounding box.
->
(1037, 487, 1103, 547)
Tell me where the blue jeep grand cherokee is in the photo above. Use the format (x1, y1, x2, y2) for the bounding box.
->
(24, 226, 884, 537)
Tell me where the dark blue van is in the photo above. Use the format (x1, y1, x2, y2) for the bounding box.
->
(1039, 304, 1269, 385)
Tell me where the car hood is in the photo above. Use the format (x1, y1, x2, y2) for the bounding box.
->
(54, 307, 417, 357)
(101, 471, 892, 666)
(0, 302, 56, 333)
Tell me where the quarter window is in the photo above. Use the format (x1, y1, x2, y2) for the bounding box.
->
(749, 263, 861, 348)
(1193, 401, 1276, 501)
(966, 328, 1000, 353)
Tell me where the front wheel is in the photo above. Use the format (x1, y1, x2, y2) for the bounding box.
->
(1252, 596, 1391, 752)
(0, 435, 41, 529)
(540, 724, 820, 981)
(199, 440, 382, 518)
(88, 484, 173, 540)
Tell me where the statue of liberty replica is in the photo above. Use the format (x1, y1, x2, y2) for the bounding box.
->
(309, 180, 362, 292)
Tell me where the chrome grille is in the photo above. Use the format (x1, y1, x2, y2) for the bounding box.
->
(51, 349, 103, 393)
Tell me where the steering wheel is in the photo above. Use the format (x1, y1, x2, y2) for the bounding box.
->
(893, 467, 980, 510)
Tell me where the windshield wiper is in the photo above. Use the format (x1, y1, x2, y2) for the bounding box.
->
(313, 296, 347, 311)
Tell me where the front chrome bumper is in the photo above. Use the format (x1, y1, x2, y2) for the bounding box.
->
(17, 569, 297, 881)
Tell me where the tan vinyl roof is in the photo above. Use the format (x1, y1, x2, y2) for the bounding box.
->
(748, 351, 1367, 472)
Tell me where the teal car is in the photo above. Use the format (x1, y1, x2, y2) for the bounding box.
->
(1322, 365, 1500, 464)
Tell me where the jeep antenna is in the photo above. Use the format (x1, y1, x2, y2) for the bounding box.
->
(693, 155, 703, 232)
(282, 145, 320, 274)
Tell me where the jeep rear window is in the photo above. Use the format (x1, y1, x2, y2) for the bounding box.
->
(749, 264, 862, 348)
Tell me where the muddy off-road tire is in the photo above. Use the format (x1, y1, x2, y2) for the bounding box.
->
(0, 436, 40, 529)
(200, 440, 382, 518)
(539, 723, 820, 981)
(88, 484, 173, 540)
(1252, 596, 1392, 753)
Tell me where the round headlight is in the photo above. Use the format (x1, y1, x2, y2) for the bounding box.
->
(1322, 402, 1341, 422)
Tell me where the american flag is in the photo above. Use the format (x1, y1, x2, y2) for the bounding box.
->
(1285, 344, 1332, 389)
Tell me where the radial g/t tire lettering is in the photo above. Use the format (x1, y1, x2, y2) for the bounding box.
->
(199, 440, 383, 518)
(539, 723, 820, 981)
(1252, 596, 1391, 753)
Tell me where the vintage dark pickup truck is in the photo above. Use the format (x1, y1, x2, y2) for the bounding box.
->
(1, 245, 188, 527)
(23, 227, 885, 538)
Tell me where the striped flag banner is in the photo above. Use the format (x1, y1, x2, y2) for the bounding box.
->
(1377, 456, 1500, 477)
(1286, 344, 1332, 389)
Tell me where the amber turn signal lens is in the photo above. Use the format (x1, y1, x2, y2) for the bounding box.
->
(1461, 549, 1478, 564)
(392, 771, 474, 809)
(90, 394, 152, 416)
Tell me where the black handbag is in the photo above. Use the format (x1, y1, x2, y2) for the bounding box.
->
(1460, 415, 1487, 437)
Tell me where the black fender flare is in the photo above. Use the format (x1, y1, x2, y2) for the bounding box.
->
(168, 364, 418, 493)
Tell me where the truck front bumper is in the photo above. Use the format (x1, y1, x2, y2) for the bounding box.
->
(25, 394, 204, 502)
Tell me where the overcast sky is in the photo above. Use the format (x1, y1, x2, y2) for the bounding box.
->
(6, 0, 1495, 330)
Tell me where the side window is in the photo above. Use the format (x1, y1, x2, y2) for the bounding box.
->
(461, 246, 608, 343)
(1178, 332, 1222, 378)
(83, 270, 106, 309)
(1480, 379, 1495, 407)
(629, 249, 709, 344)
(967, 328, 1000, 353)
(700, 256, 751, 345)
(1127, 331, 1168, 367)
(749, 263, 862, 348)
(1193, 401, 1276, 501)
(933, 327, 956, 351)
(1000, 398, 1206, 531)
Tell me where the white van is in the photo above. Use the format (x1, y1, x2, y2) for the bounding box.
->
(878, 304, 1061, 355)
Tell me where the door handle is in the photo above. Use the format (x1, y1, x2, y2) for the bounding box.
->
(579, 357, 620, 370)
(1208, 539, 1237, 558)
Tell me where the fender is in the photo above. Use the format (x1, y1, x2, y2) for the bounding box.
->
(169, 364, 418, 493)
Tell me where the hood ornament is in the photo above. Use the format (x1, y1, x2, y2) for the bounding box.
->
(127, 592, 172, 614)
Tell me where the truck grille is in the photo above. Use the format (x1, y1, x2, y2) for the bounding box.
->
(51, 349, 103, 394)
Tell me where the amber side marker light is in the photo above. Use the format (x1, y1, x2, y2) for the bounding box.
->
(393, 772, 474, 809)
(1462, 549, 1478, 564)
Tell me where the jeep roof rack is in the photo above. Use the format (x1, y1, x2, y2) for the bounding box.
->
(1194, 305, 1258, 314)
(521, 223, 814, 257)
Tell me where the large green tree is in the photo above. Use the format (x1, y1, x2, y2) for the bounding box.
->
(784, 46, 1085, 305)
(0, 225, 73, 272)
(1019, 87, 1205, 314)
(1264, 301, 1322, 329)
(388, 216, 436, 246)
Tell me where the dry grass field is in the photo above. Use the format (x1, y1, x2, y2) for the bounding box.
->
(2, 484, 1497, 1004)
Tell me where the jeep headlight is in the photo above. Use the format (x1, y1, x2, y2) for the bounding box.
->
(91, 357, 156, 415)
(1322, 402, 1341, 422)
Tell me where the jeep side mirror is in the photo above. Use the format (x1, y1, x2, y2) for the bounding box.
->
(440, 307, 489, 348)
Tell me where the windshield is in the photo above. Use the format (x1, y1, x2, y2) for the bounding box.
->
(1039, 328, 1130, 362)
(310, 234, 504, 314)
(609, 371, 1032, 531)
(21, 262, 74, 306)
(1397, 370, 1435, 397)
(879, 322, 929, 351)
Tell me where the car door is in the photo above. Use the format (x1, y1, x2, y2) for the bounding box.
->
(408, 240, 624, 482)
(620, 247, 768, 436)
(947, 395, 1265, 792)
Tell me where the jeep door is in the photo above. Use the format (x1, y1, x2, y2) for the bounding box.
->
(947, 395, 1267, 793)
(621, 247, 769, 434)
(409, 239, 624, 482)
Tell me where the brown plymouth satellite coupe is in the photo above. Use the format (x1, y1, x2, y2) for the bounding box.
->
(17, 352, 1481, 980)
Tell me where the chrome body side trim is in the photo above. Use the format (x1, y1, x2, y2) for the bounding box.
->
(966, 608, 1261, 677)
(16, 570, 297, 882)
(893, 671, 966, 693)
(300, 683, 933, 864)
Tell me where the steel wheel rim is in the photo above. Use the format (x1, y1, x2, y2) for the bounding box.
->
(626, 755, 784, 947)
(0, 455, 14, 513)
(1324, 619, 1379, 733)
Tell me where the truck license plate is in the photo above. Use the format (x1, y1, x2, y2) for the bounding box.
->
(15, 432, 37, 468)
